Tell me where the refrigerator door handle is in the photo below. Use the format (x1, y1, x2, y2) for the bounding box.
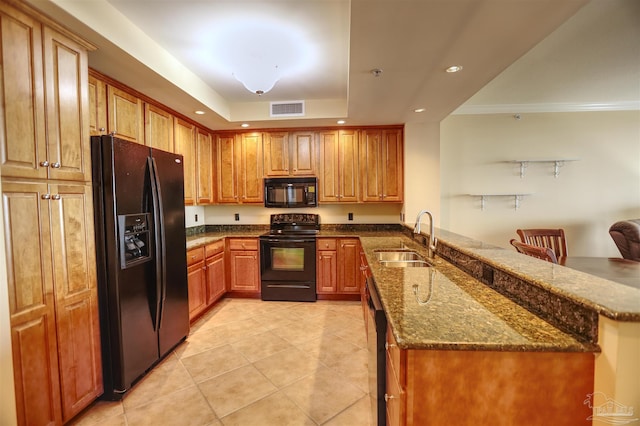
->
(150, 157, 168, 331)
(147, 157, 163, 332)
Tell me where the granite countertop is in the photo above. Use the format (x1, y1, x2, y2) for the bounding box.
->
(360, 236, 598, 353)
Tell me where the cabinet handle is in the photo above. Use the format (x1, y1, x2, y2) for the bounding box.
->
(40, 161, 49, 167)
(360, 265, 368, 271)
(51, 162, 61, 169)
(51, 194, 61, 200)
(202, 267, 206, 271)
(384, 394, 396, 402)
(385, 342, 396, 350)
(41, 194, 51, 200)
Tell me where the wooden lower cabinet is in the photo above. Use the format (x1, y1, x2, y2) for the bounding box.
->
(316, 238, 360, 296)
(228, 238, 260, 293)
(205, 240, 226, 304)
(385, 326, 595, 426)
(3, 180, 102, 424)
(186, 247, 207, 321)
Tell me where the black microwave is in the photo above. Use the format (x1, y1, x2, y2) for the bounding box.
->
(264, 177, 318, 208)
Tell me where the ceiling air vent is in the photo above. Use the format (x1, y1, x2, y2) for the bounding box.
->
(270, 101, 305, 117)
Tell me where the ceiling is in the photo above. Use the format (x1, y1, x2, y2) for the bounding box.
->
(26, 0, 638, 131)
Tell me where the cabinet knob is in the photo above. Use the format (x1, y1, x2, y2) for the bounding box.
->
(51, 162, 61, 169)
(40, 161, 49, 167)
(384, 394, 396, 402)
(51, 194, 61, 200)
(385, 342, 396, 350)
(41, 194, 51, 200)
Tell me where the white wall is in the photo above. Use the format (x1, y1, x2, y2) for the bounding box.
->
(185, 203, 402, 227)
(440, 110, 640, 257)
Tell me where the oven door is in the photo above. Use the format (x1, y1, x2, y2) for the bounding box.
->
(259, 237, 316, 283)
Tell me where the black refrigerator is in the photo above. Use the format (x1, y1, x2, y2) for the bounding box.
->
(91, 135, 189, 400)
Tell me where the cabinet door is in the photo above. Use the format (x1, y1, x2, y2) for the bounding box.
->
(206, 252, 225, 304)
(174, 118, 196, 205)
(339, 130, 359, 202)
(0, 5, 47, 180)
(317, 250, 337, 293)
(338, 239, 360, 293)
(239, 133, 263, 203)
(360, 128, 403, 202)
(43, 26, 91, 182)
(229, 250, 259, 292)
(88, 74, 107, 136)
(380, 129, 403, 202)
(48, 183, 102, 421)
(187, 261, 207, 321)
(196, 128, 215, 205)
(290, 131, 316, 176)
(318, 131, 339, 202)
(264, 132, 289, 176)
(107, 85, 144, 144)
(2, 180, 62, 426)
(145, 103, 174, 152)
(216, 134, 239, 203)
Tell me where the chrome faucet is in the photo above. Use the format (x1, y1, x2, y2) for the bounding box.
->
(414, 209, 437, 258)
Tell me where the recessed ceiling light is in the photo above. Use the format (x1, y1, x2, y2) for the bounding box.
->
(195, 110, 205, 115)
(241, 123, 250, 128)
(445, 65, 463, 73)
(337, 120, 346, 124)
(414, 108, 426, 113)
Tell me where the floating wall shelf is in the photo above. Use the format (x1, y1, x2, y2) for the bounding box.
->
(467, 194, 533, 210)
(508, 159, 579, 178)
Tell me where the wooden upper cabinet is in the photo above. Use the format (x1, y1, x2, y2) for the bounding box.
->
(88, 74, 107, 136)
(0, 5, 47, 180)
(290, 131, 315, 176)
(145, 103, 174, 152)
(360, 128, 403, 202)
(174, 118, 196, 205)
(263, 132, 289, 176)
(196, 128, 215, 205)
(216, 134, 239, 203)
(43, 26, 91, 182)
(318, 130, 358, 203)
(264, 131, 315, 177)
(107, 85, 144, 144)
(0, 7, 90, 182)
(239, 133, 264, 203)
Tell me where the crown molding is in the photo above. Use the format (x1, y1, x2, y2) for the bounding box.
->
(452, 101, 640, 115)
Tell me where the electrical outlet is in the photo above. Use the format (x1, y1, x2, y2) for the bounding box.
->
(195, 214, 198, 222)
(348, 212, 353, 221)
(400, 213, 405, 222)
(234, 213, 240, 221)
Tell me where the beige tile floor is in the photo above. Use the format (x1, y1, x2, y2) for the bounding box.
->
(71, 299, 373, 426)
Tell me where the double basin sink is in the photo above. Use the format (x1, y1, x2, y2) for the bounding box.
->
(374, 249, 431, 268)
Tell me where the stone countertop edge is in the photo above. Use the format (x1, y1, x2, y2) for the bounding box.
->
(433, 228, 640, 323)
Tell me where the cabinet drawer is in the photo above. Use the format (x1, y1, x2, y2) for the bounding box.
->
(228, 238, 258, 251)
(317, 238, 337, 250)
(187, 247, 205, 265)
(205, 240, 225, 258)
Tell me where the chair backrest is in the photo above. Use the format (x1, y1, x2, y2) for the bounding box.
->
(609, 219, 640, 261)
(510, 239, 558, 264)
(516, 228, 568, 258)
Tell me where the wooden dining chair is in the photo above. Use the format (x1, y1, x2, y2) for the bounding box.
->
(510, 239, 559, 264)
(516, 228, 568, 258)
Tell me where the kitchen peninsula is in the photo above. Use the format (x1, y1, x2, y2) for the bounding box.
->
(187, 224, 640, 425)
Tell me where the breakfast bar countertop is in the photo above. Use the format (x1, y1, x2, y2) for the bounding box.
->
(359, 235, 598, 353)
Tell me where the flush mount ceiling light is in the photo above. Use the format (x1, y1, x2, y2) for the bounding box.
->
(211, 17, 316, 96)
(445, 65, 463, 73)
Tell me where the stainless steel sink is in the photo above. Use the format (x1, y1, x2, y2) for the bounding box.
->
(379, 260, 430, 268)
(375, 250, 422, 261)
